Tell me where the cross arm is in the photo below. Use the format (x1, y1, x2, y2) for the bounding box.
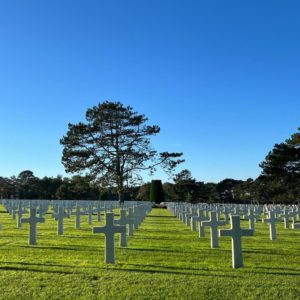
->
(93, 226, 107, 234)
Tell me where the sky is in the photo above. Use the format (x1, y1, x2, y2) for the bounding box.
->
(0, 0, 300, 183)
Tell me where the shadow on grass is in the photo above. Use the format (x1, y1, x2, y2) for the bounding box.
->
(125, 263, 210, 272)
(1, 261, 299, 278)
(0, 264, 238, 278)
(141, 229, 190, 234)
(107, 266, 239, 278)
(243, 249, 299, 256)
(132, 236, 196, 241)
(125, 247, 229, 254)
(146, 215, 176, 218)
(0, 241, 16, 246)
(144, 221, 179, 225)
(17, 245, 103, 252)
(254, 266, 300, 272)
(249, 270, 300, 276)
(124, 263, 300, 276)
(1, 261, 99, 270)
(0, 265, 82, 275)
(0, 261, 236, 278)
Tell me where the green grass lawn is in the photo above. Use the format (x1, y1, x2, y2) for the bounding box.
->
(0, 206, 299, 300)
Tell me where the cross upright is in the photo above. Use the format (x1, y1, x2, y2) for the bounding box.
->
(21, 208, 45, 245)
(222, 206, 230, 223)
(178, 208, 184, 222)
(73, 204, 86, 229)
(201, 211, 227, 248)
(95, 204, 102, 222)
(243, 208, 256, 233)
(181, 207, 188, 224)
(114, 209, 133, 247)
(281, 208, 292, 229)
(93, 212, 126, 263)
(133, 206, 141, 230)
(185, 207, 197, 226)
(263, 211, 281, 240)
(10, 204, 17, 220)
(127, 207, 135, 236)
(234, 206, 240, 216)
(293, 207, 300, 222)
(16, 202, 27, 229)
(219, 215, 253, 268)
(87, 204, 93, 225)
(191, 209, 208, 237)
(53, 206, 69, 235)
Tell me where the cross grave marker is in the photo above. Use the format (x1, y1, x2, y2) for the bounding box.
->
(219, 215, 254, 268)
(93, 212, 126, 263)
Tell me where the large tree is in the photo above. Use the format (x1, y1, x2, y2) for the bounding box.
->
(60, 101, 184, 202)
(259, 127, 300, 203)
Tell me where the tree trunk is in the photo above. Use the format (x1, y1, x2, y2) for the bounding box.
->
(117, 177, 125, 204)
(118, 188, 125, 204)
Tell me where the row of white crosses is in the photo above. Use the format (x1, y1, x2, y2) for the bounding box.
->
(93, 204, 152, 263)
(0, 200, 152, 264)
(169, 202, 300, 268)
(175, 204, 254, 268)
(172, 203, 300, 240)
(3, 199, 127, 233)
(171, 203, 257, 268)
(262, 205, 300, 238)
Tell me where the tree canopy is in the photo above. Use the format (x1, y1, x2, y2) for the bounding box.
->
(60, 101, 184, 202)
(258, 127, 300, 203)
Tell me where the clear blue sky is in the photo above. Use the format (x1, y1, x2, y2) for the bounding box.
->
(0, 0, 300, 183)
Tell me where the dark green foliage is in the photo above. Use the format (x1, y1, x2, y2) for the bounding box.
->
(136, 182, 151, 201)
(0, 171, 100, 200)
(162, 170, 219, 203)
(216, 178, 243, 203)
(257, 127, 300, 203)
(233, 127, 300, 204)
(150, 180, 165, 203)
(0, 176, 16, 199)
(60, 101, 184, 203)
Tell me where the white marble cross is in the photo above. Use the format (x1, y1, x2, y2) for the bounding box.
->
(219, 215, 253, 268)
(53, 206, 69, 235)
(127, 207, 135, 236)
(263, 211, 281, 240)
(73, 204, 85, 229)
(11, 205, 17, 220)
(114, 209, 129, 247)
(16, 202, 27, 229)
(93, 212, 126, 263)
(95, 204, 102, 222)
(243, 208, 256, 233)
(185, 208, 197, 226)
(21, 208, 45, 245)
(87, 204, 93, 225)
(281, 209, 292, 229)
(234, 206, 240, 216)
(201, 211, 227, 248)
(133, 206, 141, 230)
(222, 206, 230, 223)
(191, 209, 207, 237)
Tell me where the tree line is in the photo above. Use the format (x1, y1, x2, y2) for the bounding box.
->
(0, 169, 243, 202)
(1, 101, 299, 204)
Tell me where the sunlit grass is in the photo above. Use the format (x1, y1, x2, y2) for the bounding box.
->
(0, 205, 299, 299)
